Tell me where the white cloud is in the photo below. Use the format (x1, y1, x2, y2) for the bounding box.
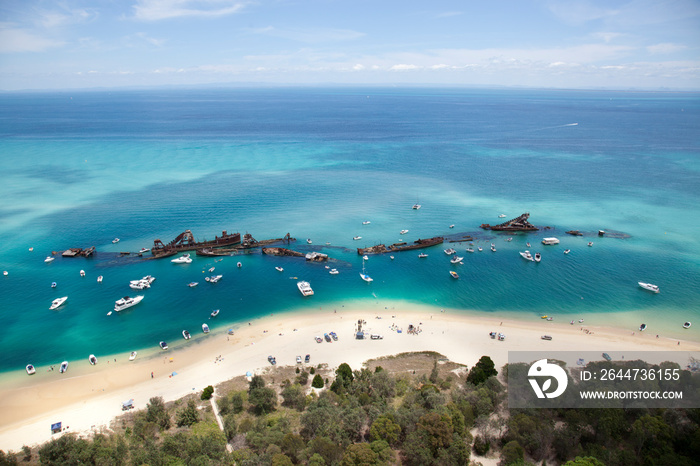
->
(132, 0, 247, 21)
(647, 42, 687, 55)
(353, 64, 365, 71)
(37, 7, 96, 29)
(0, 28, 64, 53)
(390, 64, 421, 71)
(248, 26, 365, 43)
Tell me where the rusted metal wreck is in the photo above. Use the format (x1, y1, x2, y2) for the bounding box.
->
(480, 212, 538, 232)
(357, 236, 444, 255)
(151, 230, 241, 258)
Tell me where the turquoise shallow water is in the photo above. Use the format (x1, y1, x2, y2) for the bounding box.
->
(1, 87, 699, 371)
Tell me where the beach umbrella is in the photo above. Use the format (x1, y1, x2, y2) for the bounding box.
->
(246, 371, 252, 377)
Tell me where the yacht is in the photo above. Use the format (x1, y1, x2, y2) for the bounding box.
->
(275, 266, 284, 272)
(50, 296, 68, 310)
(449, 271, 459, 279)
(129, 351, 137, 361)
(520, 251, 534, 261)
(188, 281, 198, 287)
(210, 309, 220, 317)
(329, 268, 339, 275)
(114, 295, 144, 312)
(450, 255, 463, 264)
(541, 238, 560, 245)
(89, 354, 97, 365)
(160, 341, 168, 350)
(400, 229, 409, 235)
(353, 236, 362, 240)
(44, 256, 55, 263)
(112, 238, 120, 244)
(638, 282, 660, 293)
(444, 248, 456, 255)
(26, 364, 36, 375)
(59, 361, 68, 373)
(183, 330, 191, 340)
(138, 247, 150, 253)
(534, 253, 541, 262)
(129, 280, 150, 290)
(202, 323, 210, 333)
(171, 253, 192, 264)
(297, 281, 314, 296)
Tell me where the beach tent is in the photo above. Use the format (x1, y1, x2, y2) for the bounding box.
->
(246, 371, 253, 377)
(51, 422, 61, 434)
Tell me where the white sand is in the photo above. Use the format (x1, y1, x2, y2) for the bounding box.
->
(1, 301, 697, 452)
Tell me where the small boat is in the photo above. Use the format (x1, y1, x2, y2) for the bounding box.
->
(466, 248, 474, 253)
(112, 238, 120, 244)
(499, 214, 506, 218)
(298, 281, 314, 296)
(490, 245, 496, 252)
(51, 282, 57, 288)
(89, 354, 97, 365)
(541, 315, 548, 319)
(542, 238, 560, 245)
(564, 249, 571, 254)
(171, 254, 192, 264)
(534, 253, 541, 262)
(588, 242, 593, 247)
(129, 351, 137, 361)
(26, 364, 35, 375)
(45, 256, 55, 263)
(237, 262, 242, 268)
(80, 270, 85, 277)
(520, 251, 534, 261)
(209, 267, 215, 272)
(450, 255, 463, 264)
(202, 323, 210, 333)
(526, 242, 531, 247)
(478, 247, 483, 252)
(29, 247, 33, 251)
(546, 317, 553, 321)
(353, 236, 362, 240)
(506, 237, 513, 242)
(3, 271, 7, 276)
(412, 204, 421, 210)
(275, 266, 284, 272)
(114, 295, 144, 312)
(449, 224, 454, 228)
(638, 282, 660, 293)
(59, 361, 68, 373)
(50, 296, 68, 310)
(160, 341, 168, 350)
(449, 271, 459, 279)
(390, 255, 394, 260)
(683, 322, 691, 329)
(418, 253, 428, 258)
(400, 229, 409, 235)
(363, 255, 369, 261)
(639, 323, 647, 331)
(363, 221, 371, 225)
(129, 280, 150, 290)
(208, 274, 223, 283)
(360, 259, 373, 282)
(444, 248, 456, 255)
(188, 281, 198, 287)
(183, 330, 191, 340)
(211, 309, 220, 317)
(329, 268, 339, 275)
(97, 275, 103, 283)
(139, 247, 150, 253)
(306, 239, 312, 244)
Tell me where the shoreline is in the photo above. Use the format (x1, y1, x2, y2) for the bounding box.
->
(1, 300, 698, 452)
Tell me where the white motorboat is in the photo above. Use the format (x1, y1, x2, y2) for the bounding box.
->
(50, 296, 68, 310)
(449, 224, 454, 228)
(89, 354, 97, 365)
(520, 251, 534, 261)
(160, 341, 168, 350)
(466, 248, 475, 253)
(59, 361, 68, 373)
(400, 229, 409, 235)
(114, 295, 144, 312)
(490, 245, 497, 252)
(683, 322, 691, 329)
(418, 253, 428, 258)
(129, 280, 150, 290)
(275, 266, 284, 272)
(297, 281, 314, 296)
(449, 271, 459, 279)
(353, 236, 362, 240)
(112, 238, 120, 244)
(129, 351, 137, 360)
(80, 270, 85, 277)
(329, 268, 339, 275)
(211, 309, 220, 317)
(499, 214, 506, 218)
(188, 281, 198, 287)
(450, 255, 463, 264)
(588, 242, 593, 247)
(237, 262, 242, 268)
(139, 247, 150, 253)
(306, 239, 312, 244)
(51, 282, 57, 288)
(45, 256, 55, 263)
(142, 275, 156, 285)
(208, 274, 223, 283)
(638, 282, 660, 293)
(412, 203, 421, 210)
(208, 267, 215, 272)
(202, 323, 210, 333)
(478, 246, 483, 252)
(363, 221, 371, 225)
(526, 242, 531, 247)
(183, 330, 191, 340)
(534, 253, 541, 262)
(444, 248, 456, 255)
(542, 238, 560, 245)
(26, 364, 36, 375)
(390, 255, 394, 260)
(97, 275, 103, 283)
(171, 253, 192, 264)
(564, 249, 571, 254)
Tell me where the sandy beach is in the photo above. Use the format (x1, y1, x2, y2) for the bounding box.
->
(1, 300, 698, 452)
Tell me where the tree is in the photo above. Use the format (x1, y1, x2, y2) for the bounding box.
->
(341, 443, 377, 466)
(467, 356, 498, 386)
(498, 440, 524, 466)
(281, 384, 307, 411)
(249, 387, 277, 415)
(249, 375, 266, 393)
(369, 415, 401, 446)
(271, 453, 294, 466)
(312, 374, 325, 388)
(429, 359, 440, 384)
(336, 363, 354, 384)
(563, 457, 606, 466)
(201, 385, 214, 400)
(145, 396, 171, 430)
(176, 399, 200, 427)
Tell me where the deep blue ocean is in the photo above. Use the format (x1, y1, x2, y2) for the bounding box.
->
(1, 87, 699, 372)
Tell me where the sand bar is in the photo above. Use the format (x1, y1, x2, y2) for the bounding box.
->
(1, 301, 698, 452)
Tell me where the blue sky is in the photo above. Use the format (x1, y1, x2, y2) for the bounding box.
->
(1, 0, 698, 90)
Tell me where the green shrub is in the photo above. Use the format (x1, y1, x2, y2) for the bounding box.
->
(201, 385, 214, 400)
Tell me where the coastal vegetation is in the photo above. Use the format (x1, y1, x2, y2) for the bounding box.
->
(2, 352, 698, 465)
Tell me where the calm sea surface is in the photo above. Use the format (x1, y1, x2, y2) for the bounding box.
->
(1, 87, 699, 371)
